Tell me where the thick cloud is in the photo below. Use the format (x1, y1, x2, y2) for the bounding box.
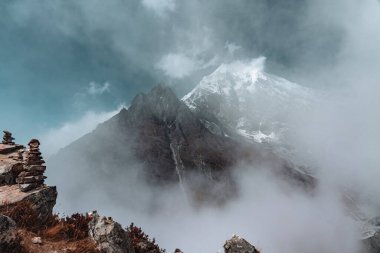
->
(141, 0, 177, 16)
(1, 0, 354, 141)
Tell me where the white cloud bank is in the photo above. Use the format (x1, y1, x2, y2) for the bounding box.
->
(39, 106, 123, 158)
(156, 53, 218, 79)
(156, 53, 199, 79)
(87, 82, 111, 95)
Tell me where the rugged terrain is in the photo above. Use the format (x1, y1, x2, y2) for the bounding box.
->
(49, 85, 315, 208)
(0, 135, 168, 252)
(1, 135, 379, 253)
(0, 131, 264, 253)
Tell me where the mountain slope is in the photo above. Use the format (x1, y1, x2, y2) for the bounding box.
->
(183, 57, 314, 145)
(49, 86, 245, 204)
(48, 85, 315, 208)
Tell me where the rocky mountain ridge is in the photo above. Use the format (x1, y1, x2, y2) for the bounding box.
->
(1, 112, 379, 252)
(49, 85, 315, 208)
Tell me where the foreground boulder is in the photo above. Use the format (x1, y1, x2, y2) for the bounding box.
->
(0, 214, 21, 252)
(0, 184, 57, 223)
(224, 235, 260, 253)
(89, 212, 135, 253)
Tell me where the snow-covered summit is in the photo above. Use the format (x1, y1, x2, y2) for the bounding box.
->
(183, 57, 314, 144)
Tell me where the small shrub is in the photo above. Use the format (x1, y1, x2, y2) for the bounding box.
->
(66, 239, 100, 253)
(43, 213, 92, 241)
(0, 201, 39, 231)
(127, 223, 165, 253)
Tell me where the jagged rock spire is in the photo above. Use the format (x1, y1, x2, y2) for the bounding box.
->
(2, 130, 15, 145)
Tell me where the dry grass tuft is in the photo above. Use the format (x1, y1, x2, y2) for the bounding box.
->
(0, 201, 98, 253)
(65, 239, 100, 253)
(0, 201, 165, 253)
(0, 200, 39, 231)
(43, 213, 92, 241)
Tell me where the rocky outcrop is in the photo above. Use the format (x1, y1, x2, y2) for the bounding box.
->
(89, 211, 135, 253)
(0, 133, 56, 224)
(0, 214, 23, 252)
(0, 132, 25, 186)
(224, 235, 260, 253)
(0, 184, 57, 224)
(363, 231, 380, 253)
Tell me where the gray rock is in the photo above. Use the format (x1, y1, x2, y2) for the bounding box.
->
(19, 183, 39, 192)
(21, 185, 57, 223)
(89, 212, 134, 253)
(368, 216, 380, 227)
(31, 236, 42, 244)
(362, 226, 380, 253)
(224, 235, 259, 253)
(0, 162, 23, 185)
(0, 215, 18, 250)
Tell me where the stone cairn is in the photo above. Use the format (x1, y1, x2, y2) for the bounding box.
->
(2, 130, 15, 145)
(16, 139, 47, 192)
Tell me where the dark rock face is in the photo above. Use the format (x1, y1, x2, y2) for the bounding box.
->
(363, 231, 380, 253)
(89, 212, 134, 253)
(122, 86, 240, 185)
(362, 216, 380, 253)
(0, 215, 20, 252)
(51, 85, 244, 203)
(224, 235, 260, 253)
(23, 186, 57, 223)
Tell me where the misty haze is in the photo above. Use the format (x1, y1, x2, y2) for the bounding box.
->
(1, 1, 380, 253)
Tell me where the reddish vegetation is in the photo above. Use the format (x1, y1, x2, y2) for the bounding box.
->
(0, 201, 166, 253)
(0, 201, 39, 231)
(0, 200, 99, 253)
(44, 213, 93, 241)
(127, 223, 166, 253)
(17, 229, 99, 253)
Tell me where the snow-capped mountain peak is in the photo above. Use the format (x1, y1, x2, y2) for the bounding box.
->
(183, 57, 267, 106)
(183, 57, 314, 144)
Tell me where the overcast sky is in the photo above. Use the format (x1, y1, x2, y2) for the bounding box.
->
(0, 0, 377, 145)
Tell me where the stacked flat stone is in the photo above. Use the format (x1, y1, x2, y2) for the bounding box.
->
(16, 139, 47, 192)
(2, 130, 15, 145)
(16, 150, 24, 161)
